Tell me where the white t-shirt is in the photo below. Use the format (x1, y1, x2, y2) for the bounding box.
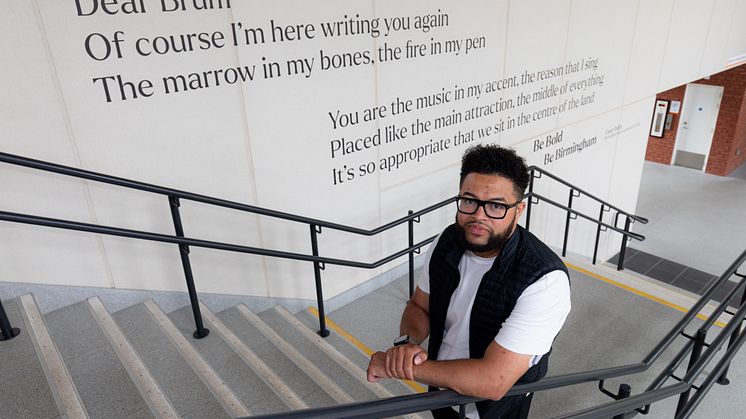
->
(417, 234, 571, 366)
(417, 234, 571, 418)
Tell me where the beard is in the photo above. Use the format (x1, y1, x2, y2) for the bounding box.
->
(455, 215, 515, 255)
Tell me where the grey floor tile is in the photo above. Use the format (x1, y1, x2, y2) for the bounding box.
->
(670, 275, 708, 294)
(710, 281, 743, 308)
(646, 265, 684, 284)
(607, 250, 633, 265)
(646, 259, 688, 282)
(654, 258, 689, 274)
(678, 267, 717, 285)
(622, 251, 661, 275)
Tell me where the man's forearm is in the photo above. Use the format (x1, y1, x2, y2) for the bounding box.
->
(411, 343, 532, 400)
(413, 358, 510, 400)
(400, 300, 429, 343)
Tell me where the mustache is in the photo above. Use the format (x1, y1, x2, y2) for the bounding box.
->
(464, 220, 490, 229)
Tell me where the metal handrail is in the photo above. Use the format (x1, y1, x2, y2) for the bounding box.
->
(527, 192, 645, 241)
(249, 248, 746, 419)
(528, 165, 649, 224)
(0, 151, 458, 337)
(0, 210, 438, 270)
(6, 151, 738, 418)
(10, 151, 736, 417)
(0, 151, 649, 338)
(0, 152, 451, 236)
(525, 165, 647, 269)
(0, 151, 648, 340)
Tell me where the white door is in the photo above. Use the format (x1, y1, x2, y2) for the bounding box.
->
(673, 83, 723, 170)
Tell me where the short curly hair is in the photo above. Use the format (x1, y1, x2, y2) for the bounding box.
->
(460, 144, 529, 199)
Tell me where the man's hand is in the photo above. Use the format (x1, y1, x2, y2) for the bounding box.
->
(367, 351, 389, 382)
(385, 343, 428, 381)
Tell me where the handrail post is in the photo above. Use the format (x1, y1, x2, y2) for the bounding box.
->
(562, 189, 578, 257)
(617, 216, 632, 271)
(716, 276, 746, 385)
(611, 384, 631, 419)
(525, 169, 535, 232)
(0, 300, 21, 341)
(592, 204, 607, 265)
(310, 224, 330, 337)
(169, 196, 209, 339)
(675, 329, 707, 416)
(407, 210, 415, 298)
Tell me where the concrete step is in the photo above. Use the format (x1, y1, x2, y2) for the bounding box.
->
(294, 307, 424, 398)
(258, 306, 383, 403)
(0, 296, 63, 419)
(166, 304, 295, 415)
(282, 308, 428, 419)
(141, 300, 250, 417)
(111, 301, 234, 418)
(44, 299, 154, 418)
(217, 304, 350, 407)
(87, 297, 180, 418)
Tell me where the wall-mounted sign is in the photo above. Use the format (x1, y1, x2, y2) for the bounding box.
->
(650, 99, 669, 138)
(669, 100, 681, 114)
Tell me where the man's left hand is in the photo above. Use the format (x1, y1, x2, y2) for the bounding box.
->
(367, 351, 389, 382)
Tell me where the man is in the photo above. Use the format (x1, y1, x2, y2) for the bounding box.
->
(367, 144, 571, 419)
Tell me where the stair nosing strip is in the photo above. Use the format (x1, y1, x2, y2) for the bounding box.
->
(273, 306, 394, 398)
(19, 294, 88, 419)
(276, 307, 425, 419)
(236, 303, 354, 404)
(143, 299, 251, 417)
(87, 297, 178, 419)
(198, 302, 307, 410)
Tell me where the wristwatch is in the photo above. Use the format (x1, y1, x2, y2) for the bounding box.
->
(394, 334, 420, 346)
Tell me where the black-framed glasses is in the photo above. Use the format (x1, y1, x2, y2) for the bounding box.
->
(456, 196, 521, 219)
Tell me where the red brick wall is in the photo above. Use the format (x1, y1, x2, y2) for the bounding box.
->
(645, 86, 685, 165)
(699, 65, 746, 175)
(726, 75, 746, 174)
(644, 63, 746, 176)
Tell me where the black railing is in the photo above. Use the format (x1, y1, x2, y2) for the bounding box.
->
(250, 248, 746, 418)
(0, 152, 645, 346)
(13, 151, 745, 418)
(525, 166, 649, 269)
(0, 152, 455, 339)
(7, 150, 739, 417)
(0, 299, 20, 341)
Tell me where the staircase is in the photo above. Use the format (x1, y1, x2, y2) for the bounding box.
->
(0, 293, 423, 418)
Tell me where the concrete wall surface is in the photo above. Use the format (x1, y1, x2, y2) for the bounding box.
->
(2, 0, 746, 299)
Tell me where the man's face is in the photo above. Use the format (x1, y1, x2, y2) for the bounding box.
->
(456, 173, 526, 258)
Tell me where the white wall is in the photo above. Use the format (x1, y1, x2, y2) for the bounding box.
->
(2, 0, 745, 300)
